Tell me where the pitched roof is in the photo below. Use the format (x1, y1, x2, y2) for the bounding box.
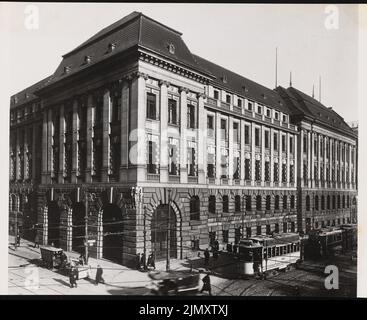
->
(276, 86, 355, 136)
(193, 54, 290, 114)
(45, 12, 210, 87)
(10, 76, 53, 109)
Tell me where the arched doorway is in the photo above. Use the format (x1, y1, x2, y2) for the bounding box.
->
(48, 201, 61, 247)
(151, 204, 177, 261)
(103, 204, 124, 263)
(72, 203, 86, 254)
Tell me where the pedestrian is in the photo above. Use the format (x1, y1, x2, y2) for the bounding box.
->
(69, 267, 78, 288)
(227, 242, 232, 253)
(136, 253, 141, 270)
(214, 239, 219, 252)
(16, 229, 21, 247)
(95, 265, 105, 285)
(200, 273, 212, 296)
(147, 252, 156, 270)
(204, 248, 210, 267)
(141, 252, 146, 270)
(151, 252, 156, 270)
(33, 228, 40, 248)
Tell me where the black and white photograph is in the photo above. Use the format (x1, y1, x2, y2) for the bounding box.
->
(1, 3, 366, 301)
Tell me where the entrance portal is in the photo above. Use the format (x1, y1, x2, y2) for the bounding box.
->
(103, 204, 124, 263)
(151, 204, 177, 261)
(72, 203, 86, 254)
(48, 202, 61, 247)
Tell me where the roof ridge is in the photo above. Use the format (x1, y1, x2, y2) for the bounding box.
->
(140, 13, 182, 36)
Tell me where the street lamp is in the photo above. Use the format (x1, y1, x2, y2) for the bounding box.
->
(166, 188, 172, 272)
(84, 192, 96, 264)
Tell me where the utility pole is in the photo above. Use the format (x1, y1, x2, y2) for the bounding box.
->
(85, 193, 89, 264)
(166, 188, 171, 271)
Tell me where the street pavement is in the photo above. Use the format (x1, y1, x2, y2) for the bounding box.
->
(8, 236, 357, 296)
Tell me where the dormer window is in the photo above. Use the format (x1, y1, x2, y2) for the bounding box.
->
(64, 66, 71, 74)
(14, 96, 18, 104)
(221, 74, 228, 83)
(84, 55, 92, 64)
(108, 42, 116, 53)
(262, 93, 267, 100)
(167, 43, 175, 54)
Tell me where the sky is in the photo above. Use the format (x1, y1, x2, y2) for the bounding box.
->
(0, 3, 359, 122)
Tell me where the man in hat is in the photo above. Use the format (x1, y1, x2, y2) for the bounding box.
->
(95, 265, 105, 285)
(204, 248, 210, 267)
(200, 273, 212, 296)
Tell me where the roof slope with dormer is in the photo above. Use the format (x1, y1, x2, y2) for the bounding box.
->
(276, 86, 356, 137)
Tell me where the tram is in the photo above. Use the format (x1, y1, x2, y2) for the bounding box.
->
(306, 227, 343, 258)
(237, 233, 301, 276)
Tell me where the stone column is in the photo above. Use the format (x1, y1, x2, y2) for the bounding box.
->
(240, 120, 245, 186)
(159, 80, 169, 183)
(228, 116, 234, 185)
(102, 89, 111, 181)
(270, 128, 274, 187)
(179, 87, 188, 184)
(286, 132, 290, 187)
(300, 130, 304, 186)
(251, 124, 255, 185)
(42, 111, 48, 183)
(120, 81, 130, 183)
(71, 100, 79, 183)
(309, 131, 314, 188)
(47, 108, 53, 181)
(279, 130, 283, 185)
(348, 144, 352, 188)
(86, 95, 93, 182)
(317, 134, 321, 183)
(198, 93, 206, 184)
(294, 132, 298, 185)
(261, 125, 265, 186)
(58, 105, 65, 182)
(216, 113, 221, 184)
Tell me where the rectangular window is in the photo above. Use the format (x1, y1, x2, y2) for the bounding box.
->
(266, 109, 271, 118)
(187, 141, 197, 176)
(168, 137, 179, 175)
(255, 128, 260, 147)
(237, 99, 242, 108)
(265, 131, 270, 149)
(233, 122, 239, 144)
(273, 133, 278, 151)
(245, 158, 251, 180)
(147, 134, 160, 174)
(168, 99, 178, 125)
(282, 135, 286, 152)
(187, 104, 196, 129)
(265, 161, 270, 182)
(226, 94, 231, 104)
(207, 115, 214, 138)
(146, 93, 157, 120)
(207, 145, 215, 178)
(248, 101, 253, 111)
(274, 163, 279, 182)
(282, 115, 287, 123)
(257, 105, 262, 114)
(274, 112, 279, 120)
(289, 136, 294, 154)
(233, 150, 240, 180)
(282, 163, 287, 183)
(214, 90, 219, 100)
(255, 160, 261, 181)
(220, 148, 229, 178)
(112, 93, 121, 122)
(244, 125, 250, 145)
(220, 119, 227, 140)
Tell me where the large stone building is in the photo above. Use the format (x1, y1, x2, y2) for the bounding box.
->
(9, 12, 358, 266)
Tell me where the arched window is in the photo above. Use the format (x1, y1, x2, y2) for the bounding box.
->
(290, 195, 295, 209)
(306, 195, 310, 211)
(235, 195, 241, 212)
(190, 196, 200, 221)
(315, 195, 319, 211)
(337, 195, 341, 209)
(332, 195, 336, 209)
(275, 195, 280, 210)
(283, 195, 287, 210)
(342, 195, 345, 208)
(327, 195, 330, 210)
(256, 195, 262, 211)
(321, 195, 325, 211)
(266, 195, 271, 211)
(208, 195, 216, 214)
(222, 195, 229, 213)
(245, 195, 252, 211)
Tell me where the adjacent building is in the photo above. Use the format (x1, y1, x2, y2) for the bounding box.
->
(9, 12, 358, 266)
